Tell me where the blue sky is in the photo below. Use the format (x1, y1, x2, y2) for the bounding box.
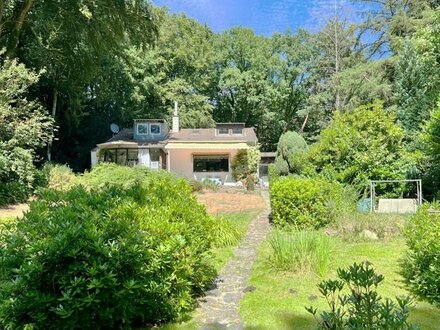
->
(152, 0, 367, 35)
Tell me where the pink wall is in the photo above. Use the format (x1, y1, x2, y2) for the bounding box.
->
(168, 149, 241, 183)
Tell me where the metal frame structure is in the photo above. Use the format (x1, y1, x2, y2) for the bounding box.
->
(370, 179, 422, 213)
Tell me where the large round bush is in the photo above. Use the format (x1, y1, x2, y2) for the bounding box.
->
(0, 173, 216, 328)
(270, 177, 343, 229)
(402, 202, 440, 306)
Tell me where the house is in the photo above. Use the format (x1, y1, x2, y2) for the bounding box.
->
(91, 106, 258, 184)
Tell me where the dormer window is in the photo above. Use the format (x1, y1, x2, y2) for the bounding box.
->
(216, 123, 245, 136)
(150, 124, 161, 135)
(137, 123, 149, 135)
(218, 127, 229, 135)
(133, 119, 167, 141)
(232, 127, 243, 135)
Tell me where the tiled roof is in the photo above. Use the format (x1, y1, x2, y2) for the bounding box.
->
(105, 129, 167, 147)
(169, 128, 257, 143)
(103, 127, 258, 145)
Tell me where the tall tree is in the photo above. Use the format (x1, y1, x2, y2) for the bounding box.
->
(354, 0, 438, 56)
(0, 0, 158, 162)
(0, 57, 54, 191)
(395, 40, 440, 135)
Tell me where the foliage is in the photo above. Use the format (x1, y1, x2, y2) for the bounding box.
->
(334, 211, 406, 242)
(0, 172, 216, 328)
(402, 202, 440, 306)
(306, 101, 411, 190)
(231, 146, 261, 189)
(80, 162, 153, 189)
(240, 236, 440, 329)
(306, 262, 417, 330)
(420, 102, 440, 199)
(270, 177, 343, 229)
(210, 217, 243, 248)
(395, 41, 440, 135)
(269, 230, 330, 276)
(0, 58, 54, 204)
(274, 131, 308, 175)
(41, 163, 77, 191)
(0, 182, 28, 207)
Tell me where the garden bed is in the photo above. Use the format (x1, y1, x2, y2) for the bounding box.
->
(196, 189, 265, 214)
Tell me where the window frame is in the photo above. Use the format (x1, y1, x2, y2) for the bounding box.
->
(193, 154, 229, 173)
(217, 127, 229, 135)
(150, 123, 161, 135)
(137, 123, 149, 135)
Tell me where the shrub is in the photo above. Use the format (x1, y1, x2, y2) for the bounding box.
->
(0, 182, 28, 206)
(189, 179, 203, 192)
(80, 162, 153, 189)
(231, 146, 260, 189)
(306, 101, 412, 191)
(402, 202, 440, 306)
(274, 131, 308, 176)
(307, 262, 417, 330)
(0, 172, 216, 328)
(270, 177, 343, 229)
(47, 163, 77, 191)
(269, 230, 330, 276)
(210, 217, 243, 248)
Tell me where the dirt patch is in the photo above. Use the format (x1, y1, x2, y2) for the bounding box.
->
(0, 203, 29, 219)
(196, 189, 266, 214)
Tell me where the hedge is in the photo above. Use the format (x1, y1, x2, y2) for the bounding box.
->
(270, 177, 343, 229)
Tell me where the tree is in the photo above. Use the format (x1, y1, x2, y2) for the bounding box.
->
(274, 131, 308, 176)
(354, 0, 437, 56)
(395, 41, 440, 135)
(305, 20, 363, 124)
(0, 57, 54, 200)
(419, 99, 440, 198)
(306, 101, 411, 189)
(0, 0, 158, 162)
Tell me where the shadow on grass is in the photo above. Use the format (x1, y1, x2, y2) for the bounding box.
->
(245, 311, 315, 330)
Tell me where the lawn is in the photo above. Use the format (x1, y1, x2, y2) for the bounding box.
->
(240, 236, 440, 329)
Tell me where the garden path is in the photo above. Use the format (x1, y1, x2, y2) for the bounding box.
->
(196, 190, 271, 330)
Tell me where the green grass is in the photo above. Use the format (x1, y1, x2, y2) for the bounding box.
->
(240, 237, 440, 329)
(268, 230, 330, 276)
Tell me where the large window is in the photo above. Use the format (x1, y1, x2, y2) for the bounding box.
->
(102, 149, 138, 166)
(193, 155, 229, 172)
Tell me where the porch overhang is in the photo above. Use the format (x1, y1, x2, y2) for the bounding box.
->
(165, 142, 250, 150)
(97, 141, 138, 149)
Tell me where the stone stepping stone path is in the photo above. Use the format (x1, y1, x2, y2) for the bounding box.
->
(196, 191, 271, 329)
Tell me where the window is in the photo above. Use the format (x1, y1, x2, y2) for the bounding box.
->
(102, 149, 138, 166)
(116, 149, 127, 165)
(150, 124, 161, 135)
(137, 123, 149, 135)
(232, 127, 243, 135)
(218, 127, 229, 135)
(193, 155, 229, 172)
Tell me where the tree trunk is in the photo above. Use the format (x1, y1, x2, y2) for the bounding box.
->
(300, 113, 309, 133)
(5, 0, 34, 59)
(47, 88, 57, 161)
